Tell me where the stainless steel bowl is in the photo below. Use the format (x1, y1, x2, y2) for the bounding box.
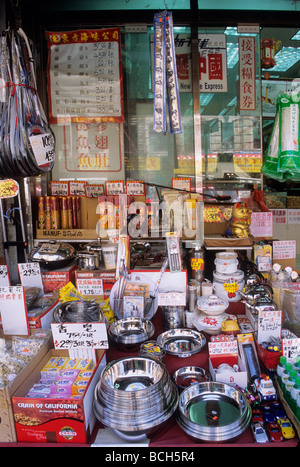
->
(108, 317, 155, 350)
(53, 300, 108, 326)
(157, 329, 206, 358)
(176, 382, 252, 443)
(93, 356, 178, 440)
(173, 366, 212, 391)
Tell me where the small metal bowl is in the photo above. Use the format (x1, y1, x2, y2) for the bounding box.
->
(157, 328, 206, 358)
(108, 317, 155, 350)
(173, 367, 212, 392)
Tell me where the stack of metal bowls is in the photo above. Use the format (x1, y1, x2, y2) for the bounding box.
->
(176, 382, 252, 443)
(93, 356, 178, 441)
(108, 317, 155, 351)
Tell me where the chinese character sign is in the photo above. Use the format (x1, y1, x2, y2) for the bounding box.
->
(46, 28, 124, 123)
(239, 37, 256, 111)
(198, 35, 228, 93)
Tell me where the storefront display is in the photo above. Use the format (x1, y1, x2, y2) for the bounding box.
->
(1, 0, 300, 450)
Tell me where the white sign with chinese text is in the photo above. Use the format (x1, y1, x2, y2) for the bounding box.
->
(250, 211, 273, 237)
(18, 262, 44, 293)
(273, 240, 296, 261)
(51, 322, 108, 350)
(0, 286, 29, 335)
(150, 33, 227, 93)
(239, 37, 256, 111)
(198, 34, 228, 93)
(257, 309, 282, 345)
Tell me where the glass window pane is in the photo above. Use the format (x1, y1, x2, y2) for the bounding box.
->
(124, 26, 195, 188)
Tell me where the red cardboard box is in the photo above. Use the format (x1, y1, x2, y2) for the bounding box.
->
(12, 349, 106, 444)
(41, 262, 78, 293)
(27, 300, 60, 330)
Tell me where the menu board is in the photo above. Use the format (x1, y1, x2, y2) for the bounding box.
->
(46, 28, 124, 123)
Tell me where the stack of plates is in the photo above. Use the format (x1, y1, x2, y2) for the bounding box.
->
(93, 356, 178, 441)
(176, 382, 252, 443)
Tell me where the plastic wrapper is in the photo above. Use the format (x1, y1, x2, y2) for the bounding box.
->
(153, 11, 182, 134)
(153, 11, 167, 133)
(262, 92, 300, 181)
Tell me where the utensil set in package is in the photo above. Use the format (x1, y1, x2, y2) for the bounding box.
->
(153, 11, 182, 134)
(0, 28, 55, 179)
(262, 92, 300, 181)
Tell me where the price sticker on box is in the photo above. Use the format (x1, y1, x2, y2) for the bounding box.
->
(76, 278, 104, 297)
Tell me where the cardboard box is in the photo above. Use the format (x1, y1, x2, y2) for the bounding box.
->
(12, 349, 106, 444)
(27, 300, 60, 330)
(75, 269, 116, 300)
(0, 330, 53, 443)
(208, 337, 248, 388)
(41, 262, 78, 293)
(208, 355, 248, 388)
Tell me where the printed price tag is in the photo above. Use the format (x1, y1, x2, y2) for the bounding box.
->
(29, 133, 55, 166)
(126, 181, 145, 196)
(50, 181, 69, 196)
(69, 181, 87, 196)
(76, 278, 104, 296)
(105, 180, 124, 195)
(86, 184, 105, 197)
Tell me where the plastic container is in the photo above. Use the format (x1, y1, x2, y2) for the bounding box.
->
(276, 355, 287, 386)
(214, 252, 238, 274)
(102, 243, 118, 269)
(290, 376, 300, 414)
(284, 369, 297, 405)
(255, 338, 282, 371)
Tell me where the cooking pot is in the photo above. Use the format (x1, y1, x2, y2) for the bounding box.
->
(86, 238, 103, 263)
(76, 251, 101, 270)
(29, 241, 75, 269)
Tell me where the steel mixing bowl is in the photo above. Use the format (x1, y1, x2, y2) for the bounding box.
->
(93, 356, 178, 441)
(157, 328, 206, 358)
(108, 317, 155, 350)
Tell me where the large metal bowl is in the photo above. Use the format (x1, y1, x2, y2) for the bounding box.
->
(93, 356, 178, 440)
(108, 317, 155, 350)
(157, 328, 206, 358)
(176, 382, 252, 443)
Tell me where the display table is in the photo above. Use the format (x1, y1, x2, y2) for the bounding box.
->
(1, 302, 299, 447)
(100, 301, 298, 448)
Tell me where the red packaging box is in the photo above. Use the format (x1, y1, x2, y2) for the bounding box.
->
(12, 349, 106, 444)
(41, 262, 78, 293)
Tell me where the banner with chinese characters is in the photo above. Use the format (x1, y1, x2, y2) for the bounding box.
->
(239, 37, 256, 111)
(46, 28, 124, 123)
(150, 33, 227, 93)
